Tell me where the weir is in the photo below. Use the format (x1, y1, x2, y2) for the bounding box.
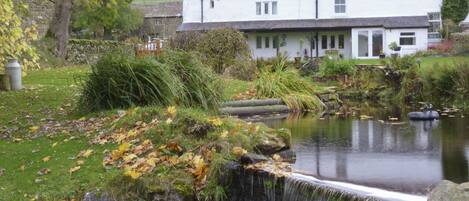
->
(223, 162, 427, 201)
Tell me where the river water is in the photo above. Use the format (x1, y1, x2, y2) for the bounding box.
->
(263, 105, 469, 196)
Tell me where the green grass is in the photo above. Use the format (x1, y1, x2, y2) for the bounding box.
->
(222, 79, 252, 101)
(0, 136, 116, 200)
(0, 67, 88, 137)
(0, 65, 288, 201)
(356, 56, 469, 68)
(132, 0, 180, 4)
(0, 66, 121, 200)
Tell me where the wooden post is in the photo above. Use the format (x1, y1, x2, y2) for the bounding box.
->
(0, 74, 11, 91)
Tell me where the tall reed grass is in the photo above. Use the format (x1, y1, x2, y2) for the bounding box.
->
(254, 69, 324, 111)
(79, 50, 221, 112)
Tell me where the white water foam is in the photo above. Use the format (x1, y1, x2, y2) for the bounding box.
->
(291, 173, 427, 201)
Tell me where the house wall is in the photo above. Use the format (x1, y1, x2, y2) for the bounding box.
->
(319, 0, 441, 19)
(385, 28, 429, 56)
(247, 31, 352, 60)
(140, 17, 183, 39)
(183, 0, 316, 23)
(351, 27, 428, 58)
(183, 0, 442, 23)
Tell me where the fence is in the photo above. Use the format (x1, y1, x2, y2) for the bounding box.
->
(135, 40, 164, 58)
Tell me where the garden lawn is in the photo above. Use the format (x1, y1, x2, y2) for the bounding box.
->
(222, 78, 252, 101)
(0, 66, 88, 135)
(356, 56, 469, 68)
(132, 0, 180, 4)
(0, 66, 118, 201)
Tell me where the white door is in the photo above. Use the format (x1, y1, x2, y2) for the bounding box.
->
(353, 28, 384, 59)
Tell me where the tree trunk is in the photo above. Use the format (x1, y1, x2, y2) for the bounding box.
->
(48, 0, 73, 58)
(103, 27, 113, 40)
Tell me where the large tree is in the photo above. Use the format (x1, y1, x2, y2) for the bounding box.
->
(48, 0, 74, 59)
(0, 0, 39, 70)
(72, 0, 143, 40)
(441, 0, 469, 23)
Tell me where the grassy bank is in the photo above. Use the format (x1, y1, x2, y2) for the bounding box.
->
(0, 66, 288, 200)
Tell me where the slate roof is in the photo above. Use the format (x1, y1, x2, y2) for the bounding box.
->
(178, 16, 430, 32)
(132, 2, 182, 18)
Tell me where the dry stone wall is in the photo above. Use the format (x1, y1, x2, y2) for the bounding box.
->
(66, 39, 136, 65)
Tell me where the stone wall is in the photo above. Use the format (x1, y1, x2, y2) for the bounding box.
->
(139, 17, 183, 39)
(14, 0, 54, 38)
(66, 39, 136, 65)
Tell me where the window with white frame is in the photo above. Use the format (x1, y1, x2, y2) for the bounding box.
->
(256, 2, 262, 15)
(256, 36, 263, 48)
(256, 1, 277, 15)
(399, 32, 416, 46)
(428, 12, 442, 39)
(265, 37, 270, 48)
(321, 35, 328, 49)
(273, 35, 279, 48)
(335, 0, 346, 14)
(272, 2, 278, 15)
(338, 35, 345, 49)
(330, 35, 336, 49)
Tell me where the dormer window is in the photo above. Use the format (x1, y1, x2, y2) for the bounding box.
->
(335, 0, 346, 14)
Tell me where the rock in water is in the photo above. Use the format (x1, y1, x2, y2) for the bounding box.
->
(255, 130, 291, 155)
(428, 180, 469, 201)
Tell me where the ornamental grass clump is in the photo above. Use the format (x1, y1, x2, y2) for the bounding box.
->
(254, 69, 324, 111)
(79, 50, 221, 112)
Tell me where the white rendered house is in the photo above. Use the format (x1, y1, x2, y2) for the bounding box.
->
(178, 0, 443, 59)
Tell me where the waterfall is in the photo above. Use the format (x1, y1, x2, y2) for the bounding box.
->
(283, 174, 375, 201)
(224, 162, 426, 201)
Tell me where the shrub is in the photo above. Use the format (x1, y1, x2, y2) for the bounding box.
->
(0, 0, 39, 71)
(255, 69, 323, 111)
(299, 58, 321, 76)
(428, 40, 454, 55)
(319, 58, 356, 76)
(196, 29, 251, 74)
(168, 31, 204, 51)
(223, 58, 258, 81)
(79, 50, 221, 112)
(420, 62, 469, 107)
(397, 66, 424, 103)
(256, 54, 292, 73)
(452, 33, 469, 55)
(386, 55, 417, 70)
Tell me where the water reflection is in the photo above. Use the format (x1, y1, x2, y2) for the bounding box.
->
(264, 113, 469, 195)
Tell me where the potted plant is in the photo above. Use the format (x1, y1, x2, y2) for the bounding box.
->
(389, 42, 401, 51)
(379, 50, 386, 59)
(388, 42, 401, 58)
